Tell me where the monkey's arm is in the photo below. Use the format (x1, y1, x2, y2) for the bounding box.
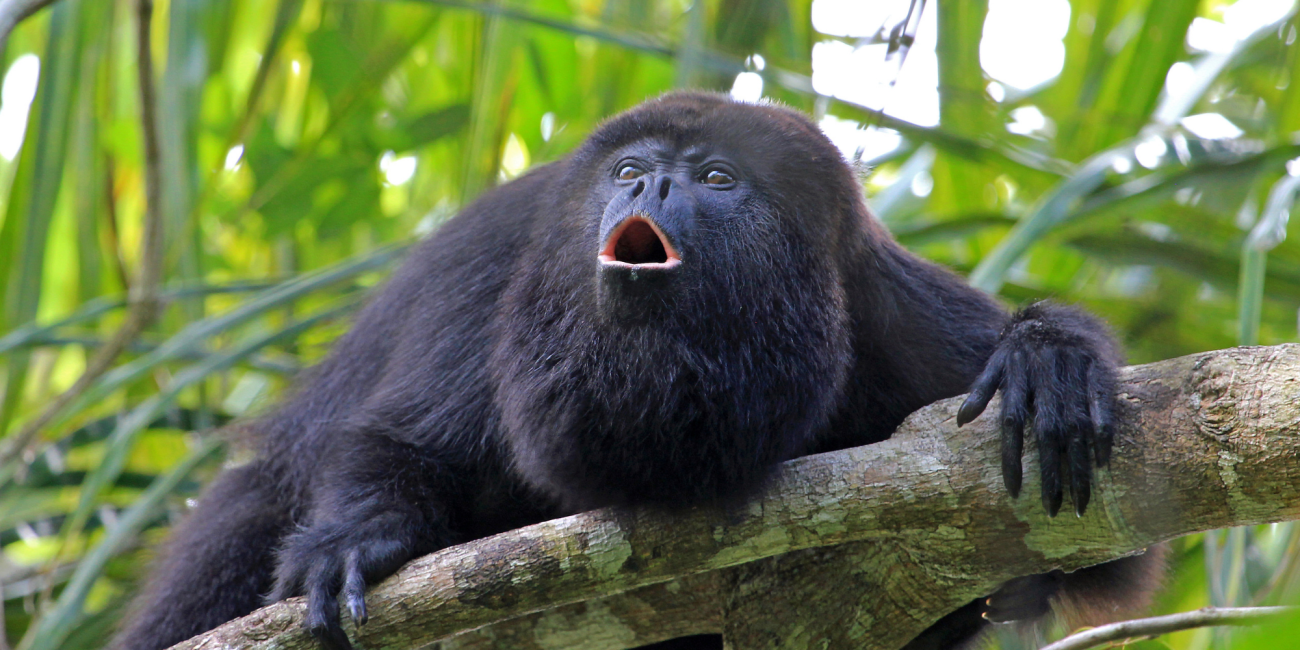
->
(957, 301, 1121, 518)
(269, 430, 461, 650)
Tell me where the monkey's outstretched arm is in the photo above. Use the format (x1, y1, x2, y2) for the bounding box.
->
(269, 430, 461, 650)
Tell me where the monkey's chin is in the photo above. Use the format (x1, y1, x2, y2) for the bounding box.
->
(597, 264, 680, 322)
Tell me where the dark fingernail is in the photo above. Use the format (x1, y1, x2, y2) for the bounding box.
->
(348, 598, 368, 626)
(1002, 465, 1022, 499)
(957, 402, 975, 426)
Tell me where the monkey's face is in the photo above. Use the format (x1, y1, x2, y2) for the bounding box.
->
(591, 139, 756, 320)
(570, 97, 860, 328)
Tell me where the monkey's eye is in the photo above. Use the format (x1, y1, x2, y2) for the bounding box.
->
(702, 170, 735, 186)
(617, 165, 645, 182)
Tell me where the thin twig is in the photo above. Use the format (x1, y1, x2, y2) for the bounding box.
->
(0, 0, 165, 467)
(132, 0, 164, 303)
(1040, 606, 1299, 650)
(0, 0, 58, 53)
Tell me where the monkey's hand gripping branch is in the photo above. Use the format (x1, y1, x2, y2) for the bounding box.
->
(957, 302, 1120, 519)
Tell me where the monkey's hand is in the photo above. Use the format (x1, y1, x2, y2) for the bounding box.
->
(269, 433, 450, 650)
(267, 506, 431, 650)
(269, 506, 434, 650)
(956, 302, 1120, 517)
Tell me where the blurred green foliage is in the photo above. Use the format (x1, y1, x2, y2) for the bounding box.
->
(0, 0, 1297, 647)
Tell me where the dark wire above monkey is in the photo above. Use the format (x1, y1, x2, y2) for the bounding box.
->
(112, 92, 1163, 650)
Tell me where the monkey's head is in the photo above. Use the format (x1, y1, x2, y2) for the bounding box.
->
(564, 93, 870, 320)
(494, 93, 866, 509)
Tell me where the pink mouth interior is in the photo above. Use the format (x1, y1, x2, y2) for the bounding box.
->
(599, 216, 681, 268)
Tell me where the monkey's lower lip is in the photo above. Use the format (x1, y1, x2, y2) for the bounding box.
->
(598, 215, 682, 270)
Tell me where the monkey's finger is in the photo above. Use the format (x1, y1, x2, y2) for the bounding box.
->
(1037, 432, 1064, 518)
(998, 350, 1029, 499)
(958, 346, 1009, 426)
(343, 550, 368, 627)
(308, 615, 354, 650)
(342, 533, 417, 628)
(304, 561, 353, 650)
(1033, 351, 1065, 517)
(1089, 363, 1117, 466)
(1061, 352, 1094, 517)
(1067, 426, 1091, 517)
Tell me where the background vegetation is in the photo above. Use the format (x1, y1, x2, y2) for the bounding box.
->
(0, 0, 1298, 648)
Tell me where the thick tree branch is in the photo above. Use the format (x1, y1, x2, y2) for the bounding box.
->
(172, 344, 1300, 650)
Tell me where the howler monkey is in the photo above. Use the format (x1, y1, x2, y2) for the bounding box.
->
(112, 93, 1162, 650)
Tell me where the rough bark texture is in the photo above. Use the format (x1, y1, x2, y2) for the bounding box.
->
(171, 344, 1300, 650)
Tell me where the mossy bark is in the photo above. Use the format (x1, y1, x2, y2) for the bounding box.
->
(172, 345, 1300, 650)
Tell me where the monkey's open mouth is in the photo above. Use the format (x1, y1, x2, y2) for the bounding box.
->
(599, 216, 682, 269)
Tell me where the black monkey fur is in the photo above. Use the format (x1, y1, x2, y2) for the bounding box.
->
(112, 93, 1163, 650)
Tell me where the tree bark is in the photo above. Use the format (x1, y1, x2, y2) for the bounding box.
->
(171, 344, 1300, 650)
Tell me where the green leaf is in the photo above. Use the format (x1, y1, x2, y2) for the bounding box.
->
(372, 103, 471, 152)
(28, 246, 405, 442)
(0, 0, 85, 434)
(1085, 0, 1199, 151)
(0, 282, 282, 357)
